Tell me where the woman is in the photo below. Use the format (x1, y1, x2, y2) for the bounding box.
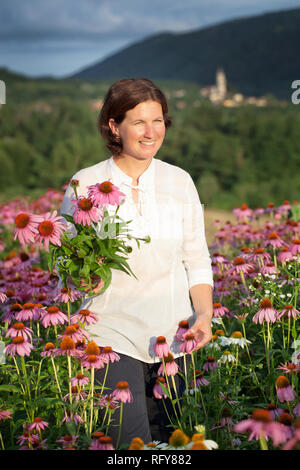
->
(60, 78, 214, 447)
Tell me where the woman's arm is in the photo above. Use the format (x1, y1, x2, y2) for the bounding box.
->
(188, 283, 213, 350)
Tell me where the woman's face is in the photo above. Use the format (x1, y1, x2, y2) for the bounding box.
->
(109, 100, 166, 160)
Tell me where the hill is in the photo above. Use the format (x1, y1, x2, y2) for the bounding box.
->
(70, 7, 300, 99)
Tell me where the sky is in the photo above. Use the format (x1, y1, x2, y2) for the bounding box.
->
(0, 0, 300, 78)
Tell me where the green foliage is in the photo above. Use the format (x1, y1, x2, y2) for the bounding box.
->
(0, 77, 299, 209)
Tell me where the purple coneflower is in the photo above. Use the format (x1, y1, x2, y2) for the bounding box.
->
(252, 298, 278, 324)
(213, 302, 230, 318)
(154, 336, 170, 358)
(203, 357, 219, 372)
(6, 322, 33, 342)
(35, 211, 65, 251)
(260, 263, 277, 275)
(81, 341, 108, 369)
(40, 342, 58, 357)
(189, 370, 210, 387)
(0, 410, 12, 420)
(71, 308, 98, 326)
(15, 302, 39, 322)
(89, 432, 105, 450)
(264, 232, 287, 250)
(112, 381, 133, 403)
(157, 352, 179, 376)
(40, 305, 68, 328)
(276, 376, 296, 403)
(277, 247, 294, 263)
(58, 324, 90, 343)
(71, 196, 103, 226)
(28, 417, 49, 432)
(100, 346, 120, 364)
(5, 336, 34, 357)
(153, 377, 168, 399)
(71, 372, 89, 387)
(97, 436, 115, 450)
(175, 320, 189, 342)
(14, 212, 43, 246)
(53, 287, 83, 303)
(282, 417, 300, 450)
(0, 292, 7, 303)
(277, 305, 300, 320)
(87, 180, 125, 207)
(277, 362, 300, 374)
(57, 434, 79, 449)
(232, 203, 253, 221)
(55, 337, 81, 358)
(180, 332, 199, 354)
(290, 239, 300, 255)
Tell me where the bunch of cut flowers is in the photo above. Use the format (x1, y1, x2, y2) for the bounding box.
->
(14, 179, 150, 296)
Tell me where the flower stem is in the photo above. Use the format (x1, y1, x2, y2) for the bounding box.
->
(116, 402, 123, 449)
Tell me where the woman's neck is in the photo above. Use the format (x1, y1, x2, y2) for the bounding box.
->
(112, 154, 153, 183)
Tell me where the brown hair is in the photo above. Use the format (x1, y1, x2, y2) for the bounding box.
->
(98, 78, 172, 156)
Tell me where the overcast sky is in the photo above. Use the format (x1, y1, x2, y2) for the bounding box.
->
(0, 0, 299, 78)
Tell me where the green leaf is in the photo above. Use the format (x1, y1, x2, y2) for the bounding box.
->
(0, 384, 19, 393)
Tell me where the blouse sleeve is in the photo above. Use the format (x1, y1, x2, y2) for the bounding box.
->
(181, 173, 214, 289)
(60, 181, 77, 238)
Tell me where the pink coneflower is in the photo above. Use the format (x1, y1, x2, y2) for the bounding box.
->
(282, 417, 300, 450)
(87, 180, 126, 207)
(57, 434, 79, 449)
(260, 263, 277, 275)
(40, 305, 68, 328)
(213, 302, 230, 318)
(230, 257, 255, 275)
(100, 346, 120, 364)
(232, 203, 253, 221)
(15, 302, 39, 322)
(154, 336, 170, 358)
(277, 305, 300, 320)
(89, 432, 105, 450)
(14, 212, 43, 246)
(58, 324, 90, 343)
(71, 196, 103, 226)
(276, 376, 296, 403)
(252, 298, 278, 324)
(60, 412, 84, 426)
(35, 211, 65, 251)
(5, 336, 34, 357)
(203, 357, 219, 372)
(97, 394, 120, 410)
(189, 370, 210, 387)
(55, 337, 81, 358)
(64, 386, 88, 402)
(53, 287, 83, 303)
(290, 239, 300, 255)
(0, 291, 7, 303)
(112, 381, 133, 403)
(277, 363, 300, 374)
(180, 332, 199, 354)
(246, 247, 271, 264)
(175, 320, 190, 342)
(6, 322, 33, 342)
(153, 377, 168, 399)
(28, 417, 49, 432)
(264, 232, 287, 250)
(266, 404, 284, 420)
(234, 408, 273, 441)
(277, 247, 294, 263)
(220, 392, 238, 405)
(220, 407, 234, 427)
(40, 342, 58, 358)
(71, 372, 89, 387)
(157, 353, 179, 376)
(292, 398, 300, 418)
(71, 308, 98, 326)
(97, 436, 114, 450)
(0, 410, 12, 420)
(81, 341, 108, 369)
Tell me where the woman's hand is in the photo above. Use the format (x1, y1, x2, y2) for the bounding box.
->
(80, 276, 105, 295)
(187, 314, 212, 351)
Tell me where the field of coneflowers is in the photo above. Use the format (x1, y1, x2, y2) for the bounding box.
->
(0, 188, 299, 451)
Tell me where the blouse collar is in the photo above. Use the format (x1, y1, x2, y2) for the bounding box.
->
(108, 156, 155, 190)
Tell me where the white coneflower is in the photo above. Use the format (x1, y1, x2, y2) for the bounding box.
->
(219, 350, 237, 364)
(229, 331, 251, 349)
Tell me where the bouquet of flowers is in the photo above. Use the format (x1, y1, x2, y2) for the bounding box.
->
(14, 179, 150, 296)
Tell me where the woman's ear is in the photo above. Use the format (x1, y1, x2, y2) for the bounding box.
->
(108, 118, 119, 137)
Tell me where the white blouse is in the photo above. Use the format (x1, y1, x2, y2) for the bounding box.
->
(60, 156, 214, 363)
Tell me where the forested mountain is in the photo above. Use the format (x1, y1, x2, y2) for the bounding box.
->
(70, 7, 300, 99)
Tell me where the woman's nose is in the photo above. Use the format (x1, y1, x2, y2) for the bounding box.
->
(143, 124, 154, 138)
